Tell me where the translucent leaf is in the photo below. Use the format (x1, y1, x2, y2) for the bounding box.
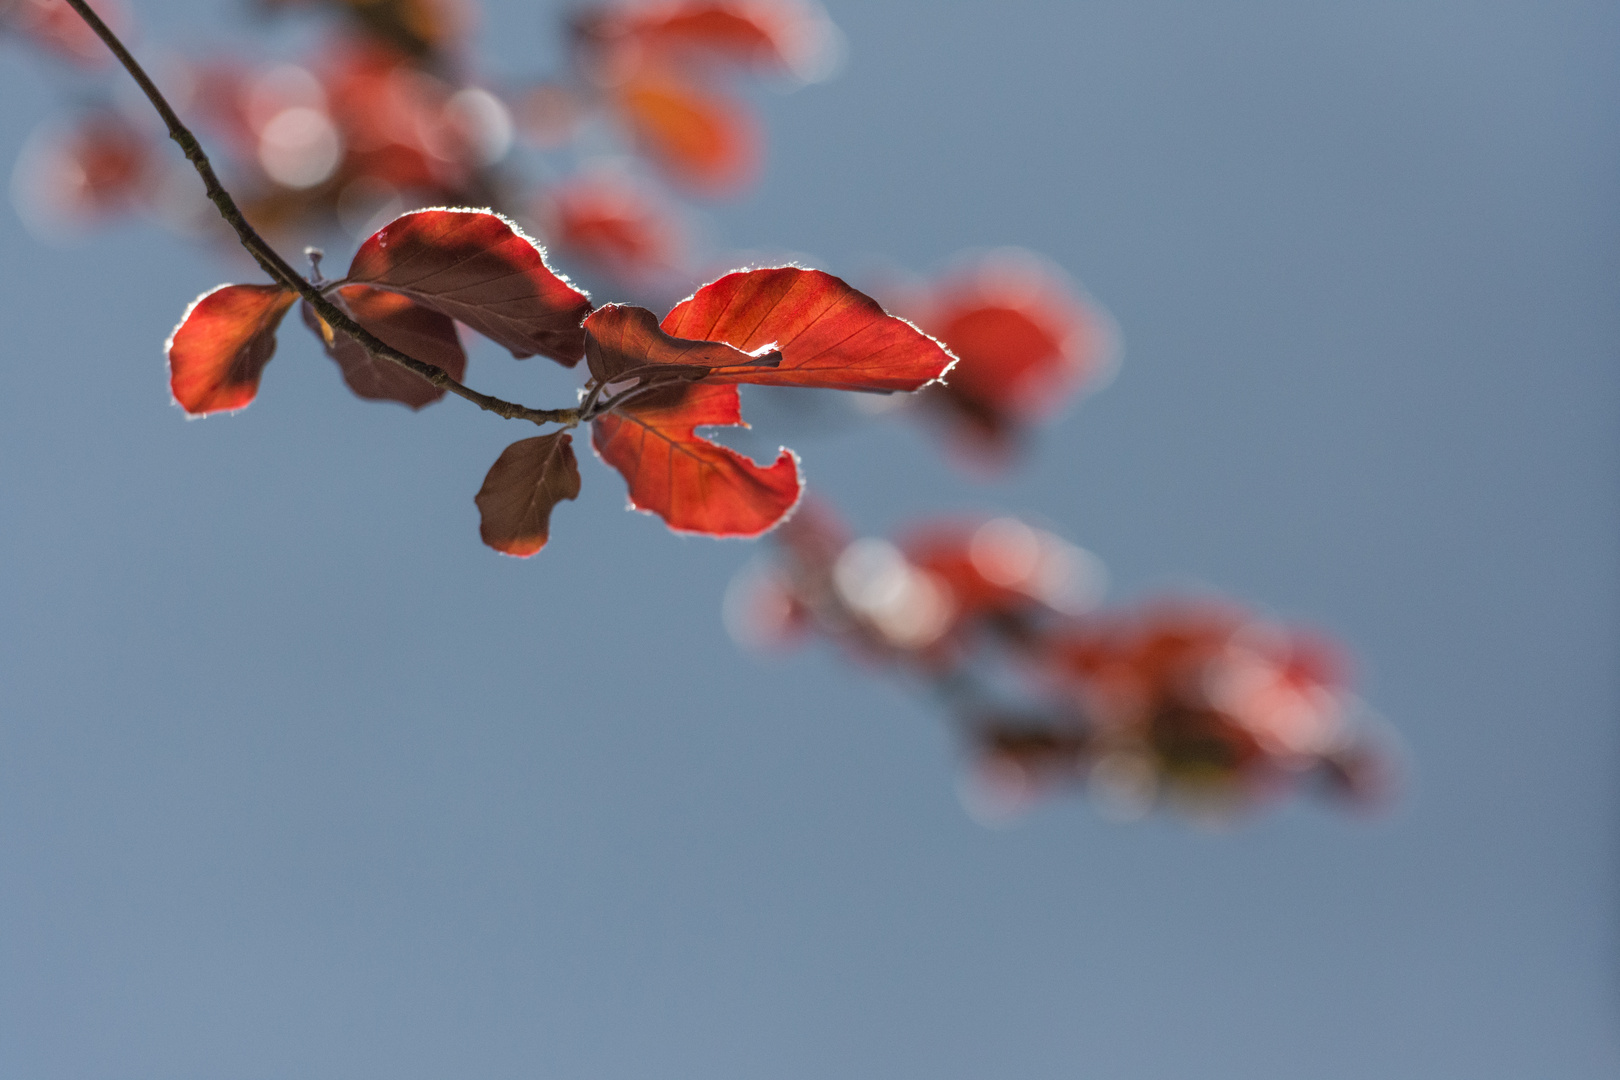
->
(591, 382, 799, 536)
(346, 208, 592, 365)
(165, 283, 296, 415)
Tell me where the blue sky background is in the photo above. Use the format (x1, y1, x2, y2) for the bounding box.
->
(1, 1, 1616, 1077)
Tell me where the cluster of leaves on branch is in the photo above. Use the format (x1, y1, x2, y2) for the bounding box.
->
(729, 505, 1392, 820)
(167, 204, 954, 550)
(7, 0, 1396, 822)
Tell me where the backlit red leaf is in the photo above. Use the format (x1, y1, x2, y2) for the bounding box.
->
(166, 284, 297, 415)
(591, 382, 800, 536)
(301, 284, 467, 409)
(475, 432, 582, 557)
(346, 208, 592, 365)
(584, 303, 771, 385)
(662, 267, 953, 392)
(614, 73, 758, 194)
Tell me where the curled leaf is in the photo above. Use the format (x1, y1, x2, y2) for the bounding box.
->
(591, 382, 800, 536)
(662, 267, 953, 392)
(166, 283, 297, 415)
(346, 208, 592, 365)
(584, 303, 774, 385)
(475, 432, 582, 556)
(301, 284, 467, 409)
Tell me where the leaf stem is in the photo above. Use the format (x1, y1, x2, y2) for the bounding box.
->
(61, 0, 580, 428)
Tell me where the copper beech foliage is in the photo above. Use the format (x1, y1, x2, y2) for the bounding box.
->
(166, 207, 954, 548)
(17, 0, 1397, 822)
(11, 0, 839, 288)
(727, 505, 1394, 819)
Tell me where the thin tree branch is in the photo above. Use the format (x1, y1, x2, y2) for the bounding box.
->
(62, 0, 580, 428)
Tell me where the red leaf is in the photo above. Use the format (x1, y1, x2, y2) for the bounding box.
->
(11, 109, 154, 231)
(166, 284, 297, 415)
(345, 208, 592, 365)
(661, 266, 953, 392)
(583, 303, 771, 385)
(576, 1, 839, 83)
(591, 383, 800, 536)
(261, 0, 470, 57)
(475, 432, 582, 557)
(614, 73, 758, 194)
(5, 0, 125, 67)
(537, 174, 683, 283)
(901, 250, 1118, 449)
(301, 284, 467, 409)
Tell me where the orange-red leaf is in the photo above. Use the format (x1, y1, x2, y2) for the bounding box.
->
(345, 209, 592, 365)
(614, 73, 758, 194)
(166, 284, 297, 415)
(301, 284, 467, 409)
(661, 266, 953, 392)
(591, 383, 799, 536)
(584, 303, 772, 385)
(899, 251, 1118, 451)
(475, 432, 582, 556)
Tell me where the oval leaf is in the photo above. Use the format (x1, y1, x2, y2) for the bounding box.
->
(591, 383, 800, 537)
(166, 283, 296, 415)
(614, 74, 758, 194)
(584, 303, 772, 385)
(346, 209, 593, 366)
(662, 267, 953, 392)
(475, 432, 583, 557)
(301, 284, 467, 410)
(907, 249, 1117, 433)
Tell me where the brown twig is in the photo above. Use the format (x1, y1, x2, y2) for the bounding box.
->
(62, 0, 579, 428)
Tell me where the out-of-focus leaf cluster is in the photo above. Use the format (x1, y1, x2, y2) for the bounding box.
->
(728, 503, 1395, 821)
(8, 0, 841, 303)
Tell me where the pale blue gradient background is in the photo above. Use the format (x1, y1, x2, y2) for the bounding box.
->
(2, 1, 1616, 1077)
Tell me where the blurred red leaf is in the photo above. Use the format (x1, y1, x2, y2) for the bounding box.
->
(576, 0, 837, 82)
(900, 517, 1103, 623)
(259, 0, 472, 57)
(537, 175, 683, 282)
(300, 284, 466, 409)
(584, 303, 770, 385)
(591, 382, 800, 536)
(166, 284, 297, 415)
(475, 432, 582, 556)
(662, 267, 954, 392)
(345, 209, 592, 365)
(3, 0, 123, 67)
(898, 250, 1116, 456)
(614, 73, 757, 193)
(13, 109, 154, 229)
